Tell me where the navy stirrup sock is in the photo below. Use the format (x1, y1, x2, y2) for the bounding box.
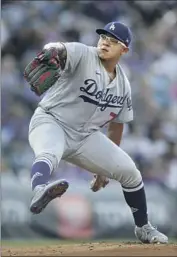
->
(31, 161, 51, 190)
(123, 186, 148, 227)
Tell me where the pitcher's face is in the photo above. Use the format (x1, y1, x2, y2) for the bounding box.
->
(97, 33, 128, 60)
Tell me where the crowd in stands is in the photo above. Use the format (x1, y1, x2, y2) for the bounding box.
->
(2, 1, 177, 191)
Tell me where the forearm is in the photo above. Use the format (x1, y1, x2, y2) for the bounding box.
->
(108, 122, 124, 146)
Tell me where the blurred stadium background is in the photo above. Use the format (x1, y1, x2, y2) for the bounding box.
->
(1, 0, 177, 242)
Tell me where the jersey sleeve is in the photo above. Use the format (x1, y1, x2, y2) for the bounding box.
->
(43, 42, 88, 73)
(113, 81, 134, 123)
(63, 42, 88, 73)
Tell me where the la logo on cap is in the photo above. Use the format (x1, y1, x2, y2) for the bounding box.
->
(109, 23, 115, 31)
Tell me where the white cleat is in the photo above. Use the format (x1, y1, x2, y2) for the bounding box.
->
(135, 222, 168, 244)
(30, 179, 69, 214)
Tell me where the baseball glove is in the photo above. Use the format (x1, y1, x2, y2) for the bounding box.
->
(24, 48, 61, 96)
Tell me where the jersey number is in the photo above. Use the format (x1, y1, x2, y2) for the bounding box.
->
(100, 112, 117, 128)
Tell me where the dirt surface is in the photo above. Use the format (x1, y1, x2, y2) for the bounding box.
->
(2, 242, 177, 256)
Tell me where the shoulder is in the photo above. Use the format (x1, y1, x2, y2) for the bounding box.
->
(65, 42, 98, 59)
(88, 46, 99, 58)
(64, 42, 90, 52)
(64, 42, 87, 48)
(117, 63, 131, 92)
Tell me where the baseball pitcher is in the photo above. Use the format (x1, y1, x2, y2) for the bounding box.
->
(24, 21, 168, 244)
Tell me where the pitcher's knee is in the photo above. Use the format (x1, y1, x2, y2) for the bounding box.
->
(34, 152, 59, 172)
(121, 168, 143, 192)
(114, 162, 143, 191)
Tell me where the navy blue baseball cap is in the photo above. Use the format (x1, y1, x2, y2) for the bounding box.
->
(96, 21, 132, 47)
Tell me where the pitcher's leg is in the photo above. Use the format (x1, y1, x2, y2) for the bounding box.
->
(67, 131, 142, 187)
(67, 131, 168, 243)
(28, 123, 69, 214)
(29, 123, 66, 189)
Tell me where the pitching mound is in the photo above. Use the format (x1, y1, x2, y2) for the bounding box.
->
(2, 242, 177, 256)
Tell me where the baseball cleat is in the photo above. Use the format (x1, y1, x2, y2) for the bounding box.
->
(90, 175, 109, 192)
(30, 179, 69, 214)
(135, 222, 168, 244)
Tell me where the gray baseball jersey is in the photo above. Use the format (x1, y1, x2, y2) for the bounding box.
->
(39, 42, 133, 134)
(29, 42, 143, 190)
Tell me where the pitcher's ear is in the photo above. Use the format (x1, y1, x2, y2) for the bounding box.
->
(124, 47, 129, 53)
